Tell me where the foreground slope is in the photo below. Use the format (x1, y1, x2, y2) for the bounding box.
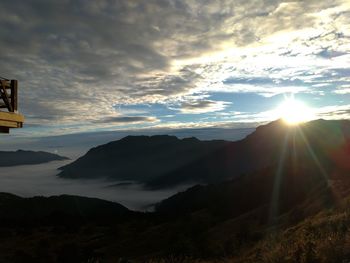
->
(0, 193, 133, 224)
(0, 189, 349, 262)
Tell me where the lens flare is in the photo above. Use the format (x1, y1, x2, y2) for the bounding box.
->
(277, 98, 315, 125)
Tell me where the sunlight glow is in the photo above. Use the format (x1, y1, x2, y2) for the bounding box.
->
(277, 97, 315, 125)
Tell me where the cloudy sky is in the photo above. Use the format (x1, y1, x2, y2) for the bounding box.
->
(1, 0, 350, 137)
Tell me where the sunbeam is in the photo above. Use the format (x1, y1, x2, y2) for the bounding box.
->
(269, 131, 290, 223)
(296, 126, 329, 183)
(276, 96, 316, 125)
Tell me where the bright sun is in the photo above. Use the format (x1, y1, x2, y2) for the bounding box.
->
(277, 98, 315, 125)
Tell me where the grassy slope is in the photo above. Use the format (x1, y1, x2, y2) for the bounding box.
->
(230, 203, 350, 263)
(147, 199, 350, 263)
(0, 191, 349, 263)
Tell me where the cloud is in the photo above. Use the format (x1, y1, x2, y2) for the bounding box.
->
(94, 116, 159, 124)
(221, 76, 310, 97)
(315, 104, 350, 119)
(0, 0, 349, 135)
(173, 100, 231, 114)
(234, 104, 350, 124)
(177, 100, 231, 114)
(0, 161, 190, 210)
(334, 89, 350, 94)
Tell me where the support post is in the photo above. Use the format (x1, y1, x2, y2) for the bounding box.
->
(0, 80, 13, 112)
(11, 80, 18, 112)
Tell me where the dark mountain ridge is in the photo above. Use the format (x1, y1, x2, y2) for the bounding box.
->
(157, 119, 349, 186)
(0, 193, 133, 225)
(0, 150, 69, 167)
(58, 119, 350, 189)
(58, 135, 230, 184)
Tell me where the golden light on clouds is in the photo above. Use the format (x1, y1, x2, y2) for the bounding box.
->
(0, 0, 349, 136)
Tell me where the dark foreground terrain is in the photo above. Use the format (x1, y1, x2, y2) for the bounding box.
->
(1, 119, 350, 262)
(1, 178, 350, 263)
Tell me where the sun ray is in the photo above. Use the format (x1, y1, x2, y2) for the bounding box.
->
(276, 96, 315, 125)
(269, 131, 290, 224)
(296, 126, 329, 183)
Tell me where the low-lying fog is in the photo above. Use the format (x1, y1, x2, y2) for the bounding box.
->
(0, 127, 256, 211)
(0, 160, 192, 211)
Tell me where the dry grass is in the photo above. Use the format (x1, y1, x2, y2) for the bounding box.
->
(225, 209, 350, 263)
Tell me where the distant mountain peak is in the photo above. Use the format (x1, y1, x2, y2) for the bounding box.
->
(58, 134, 229, 182)
(181, 137, 200, 142)
(119, 134, 179, 142)
(112, 135, 204, 146)
(0, 150, 69, 167)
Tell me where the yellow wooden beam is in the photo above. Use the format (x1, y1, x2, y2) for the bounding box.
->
(0, 111, 24, 123)
(0, 111, 24, 133)
(0, 120, 20, 128)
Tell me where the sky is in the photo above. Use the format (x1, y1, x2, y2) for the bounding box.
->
(0, 0, 350, 137)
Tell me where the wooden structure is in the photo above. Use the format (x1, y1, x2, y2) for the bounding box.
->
(0, 77, 24, 133)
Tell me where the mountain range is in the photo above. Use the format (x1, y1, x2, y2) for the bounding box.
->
(0, 150, 69, 167)
(58, 135, 230, 186)
(1, 119, 350, 262)
(58, 119, 350, 189)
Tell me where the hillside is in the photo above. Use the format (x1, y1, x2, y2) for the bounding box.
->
(148, 119, 350, 188)
(58, 119, 350, 189)
(0, 176, 347, 262)
(228, 202, 350, 263)
(0, 150, 69, 167)
(58, 135, 229, 184)
(1, 119, 350, 262)
(0, 193, 133, 225)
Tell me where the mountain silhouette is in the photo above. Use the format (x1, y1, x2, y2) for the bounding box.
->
(58, 135, 229, 184)
(1, 119, 350, 261)
(0, 150, 69, 167)
(58, 119, 350, 189)
(0, 193, 132, 225)
(149, 119, 350, 188)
